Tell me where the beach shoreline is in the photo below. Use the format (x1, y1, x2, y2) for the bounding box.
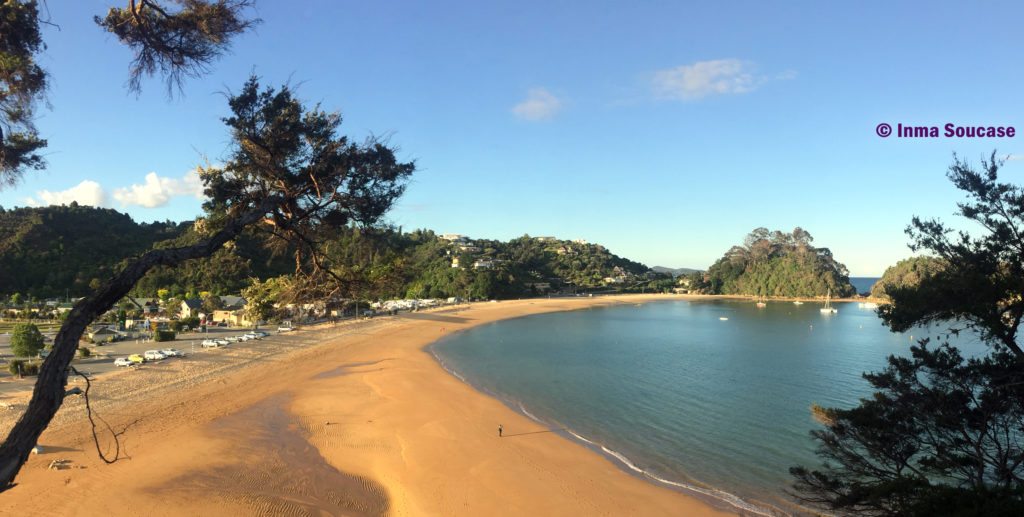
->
(0, 294, 737, 516)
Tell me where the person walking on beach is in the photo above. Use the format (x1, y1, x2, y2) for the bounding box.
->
(498, 424, 503, 437)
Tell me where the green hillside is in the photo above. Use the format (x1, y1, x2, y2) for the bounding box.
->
(0, 205, 659, 300)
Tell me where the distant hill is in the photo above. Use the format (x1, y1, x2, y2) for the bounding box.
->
(651, 266, 701, 277)
(0, 204, 187, 298)
(0, 206, 664, 300)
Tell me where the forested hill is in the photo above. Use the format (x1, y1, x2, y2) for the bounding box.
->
(870, 256, 946, 300)
(694, 227, 857, 297)
(0, 205, 659, 300)
(0, 204, 187, 297)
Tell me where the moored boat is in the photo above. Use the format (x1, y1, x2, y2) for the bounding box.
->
(820, 289, 838, 314)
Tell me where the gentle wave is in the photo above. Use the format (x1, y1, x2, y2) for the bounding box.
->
(431, 348, 783, 517)
(429, 349, 467, 383)
(517, 402, 543, 423)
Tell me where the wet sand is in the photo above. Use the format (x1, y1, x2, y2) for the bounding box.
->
(0, 295, 733, 516)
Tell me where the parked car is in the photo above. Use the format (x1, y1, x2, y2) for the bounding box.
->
(127, 354, 145, 364)
(143, 350, 166, 361)
(114, 357, 133, 367)
(215, 338, 230, 346)
(201, 339, 220, 348)
(160, 348, 183, 357)
(278, 326, 294, 333)
(225, 335, 242, 343)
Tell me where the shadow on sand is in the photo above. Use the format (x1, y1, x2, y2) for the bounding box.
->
(397, 312, 471, 324)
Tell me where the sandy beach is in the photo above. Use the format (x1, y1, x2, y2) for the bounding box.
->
(0, 295, 734, 516)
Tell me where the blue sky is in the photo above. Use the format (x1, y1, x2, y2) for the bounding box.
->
(2, 0, 1022, 276)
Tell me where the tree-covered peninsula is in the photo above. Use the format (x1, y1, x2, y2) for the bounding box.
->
(869, 256, 946, 300)
(695, 227, 856, 298)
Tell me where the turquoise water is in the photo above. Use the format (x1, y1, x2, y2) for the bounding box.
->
(431, 300, 985, 515)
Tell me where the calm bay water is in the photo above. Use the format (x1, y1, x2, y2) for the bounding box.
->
(431, 299, 984, 515)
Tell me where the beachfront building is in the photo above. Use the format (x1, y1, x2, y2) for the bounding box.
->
(534, 236, 557, 242)
(211, 309, 253, 327)
(88, 326, 120, 343)
(525, 282, 552, 292)
(219, 295, 247, 311)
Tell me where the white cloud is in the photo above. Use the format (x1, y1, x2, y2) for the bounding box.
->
(652, 59, 790, 101)
(1006, 154, 1022, 161)
(112, 170, 204, 208)
(26, 180, 108, 207)
(512, 88, 563, 121)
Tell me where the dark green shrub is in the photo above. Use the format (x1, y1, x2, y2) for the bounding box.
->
(7, 360, 24, 375)
(7, 360, 39, 376)
(154, 330, 176, 342)
(77, 347, 91, 358)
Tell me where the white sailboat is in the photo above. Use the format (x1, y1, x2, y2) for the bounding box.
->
(793, 300, 804, 305)
(756, 295, 766, 308)
(820, 289, 838, 314)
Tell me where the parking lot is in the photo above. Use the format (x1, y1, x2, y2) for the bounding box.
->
(0, 325, 292, 396)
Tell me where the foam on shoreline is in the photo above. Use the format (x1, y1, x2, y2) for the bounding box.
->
(428, 346, 785, 517)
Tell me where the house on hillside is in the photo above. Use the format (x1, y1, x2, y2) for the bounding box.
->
(440, 234, 468, 243)
(603, 267, 630, 285)
(473, 259, 495, 270)
(180, 298, 203, 319)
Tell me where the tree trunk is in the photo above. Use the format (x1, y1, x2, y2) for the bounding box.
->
(0, 199, 278, 490)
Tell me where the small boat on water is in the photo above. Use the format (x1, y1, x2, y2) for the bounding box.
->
(719, 317, 729, 321)
(793, 301, 804, 305)
(820, 289, 838, 315)
(858, 302, 879, 309)
(755, 295, 766, 308)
